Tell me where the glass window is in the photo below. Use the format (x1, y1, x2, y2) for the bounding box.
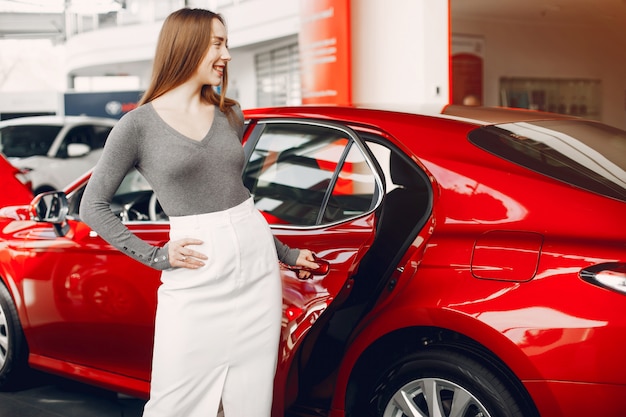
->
(58, 125, 112, 157)
(244, 123, 379, 226)
(0, 125, 61, 158)
(92, 125, 113, 149)
(499, 77, 601, 120)
(72, 169, 166, 222)
(322, 143, 378, 223)
(58, 126, 92, 157)
(110, 169, 166, 222)
(469, 120, 626, 202)
(255, 43, 301, 107)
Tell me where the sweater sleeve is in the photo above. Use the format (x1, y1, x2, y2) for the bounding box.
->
(79, 113, 171, 270)
(274, 236, 300, 266)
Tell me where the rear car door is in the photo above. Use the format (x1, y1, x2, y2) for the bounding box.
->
(242, 119, 383, 407)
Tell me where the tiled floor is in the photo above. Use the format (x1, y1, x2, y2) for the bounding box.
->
(0, 373, 146, 417)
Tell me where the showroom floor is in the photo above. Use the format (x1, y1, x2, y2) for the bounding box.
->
(0, 373, 146, 417)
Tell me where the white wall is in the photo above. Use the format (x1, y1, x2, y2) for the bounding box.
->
(65, 21, 161, 79)
(453, 17, 626, 129)
(229, 49, 256, 109)
(220, 0, 300, 109)
(219, 0, 300, 48)
(0, 91, 60, 115)
(351, 0, 449, 108)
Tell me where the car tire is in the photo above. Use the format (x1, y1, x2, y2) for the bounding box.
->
(0, 282, 29, 390)
(368, 349, 526, 417)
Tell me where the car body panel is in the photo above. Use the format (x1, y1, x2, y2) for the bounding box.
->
(1, 167, 378, 406)
(0, 153, 32, 207)
(242, 106, 625, 416)
(15, 219, 163, 380)
(1, 105, 624, 416)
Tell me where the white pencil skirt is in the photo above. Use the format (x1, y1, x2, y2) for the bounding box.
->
(142, 197, 282, 417)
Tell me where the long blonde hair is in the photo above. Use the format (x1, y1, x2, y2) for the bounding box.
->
(138, 8, 238, 119)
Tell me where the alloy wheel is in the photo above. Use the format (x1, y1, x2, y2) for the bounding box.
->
(383, 377, 492, 417)
(0, 300, 8, 369)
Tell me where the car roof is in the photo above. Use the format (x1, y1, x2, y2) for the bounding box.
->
(0, 115, 118, 127)
(440, 104, 579, 125)
(244, 104, 581, 129)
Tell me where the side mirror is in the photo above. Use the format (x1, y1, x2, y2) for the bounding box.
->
(67, 143, 91, 157)
(29, 191, 70, 236)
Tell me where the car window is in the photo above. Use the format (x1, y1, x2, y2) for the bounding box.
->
(0, 125, 61, 158)
(469, 120, 626, 202)
(56, 125, 113, 157)
(57, 126, 90, 157)
(321, 142, 378, 223)
(244, 123, 379, 226)
(92, 125, 114, 149)
(71, 169, 167, 222)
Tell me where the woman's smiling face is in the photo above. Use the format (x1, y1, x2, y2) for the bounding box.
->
(196, 17, 231, 86)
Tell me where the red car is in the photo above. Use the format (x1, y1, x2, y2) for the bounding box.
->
(0, 153, 32, 205)
(0, 105, 624, 417)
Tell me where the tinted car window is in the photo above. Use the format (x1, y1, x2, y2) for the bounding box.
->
(57, 126, 92, 157)
(0, 125, 61, 157)
(322, 142, 378, 223)
(244, 123, 379, 226)
(92, 125, 113, 149)
(56, 125, 113, 158)
(469, 120, 626, 202)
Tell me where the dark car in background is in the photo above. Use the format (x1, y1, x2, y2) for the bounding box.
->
(0, 115, 117, 194)
(0, 105, 624, 417)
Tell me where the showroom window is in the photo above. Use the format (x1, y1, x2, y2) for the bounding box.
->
(243, 123, 379, 226)
(255, 43, 301, 107)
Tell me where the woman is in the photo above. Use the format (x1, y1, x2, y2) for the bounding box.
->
(80, 8, 318, 417)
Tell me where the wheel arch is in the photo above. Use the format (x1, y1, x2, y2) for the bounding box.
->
(0, 266, 34, 356)
(0, 275, 31, 389)
(342, 325, 541, 417)
(0, 268, 27, 322)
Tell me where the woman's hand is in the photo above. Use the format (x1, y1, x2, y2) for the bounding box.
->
(295, 249, 319, 279)
(168, 238, 208, 269)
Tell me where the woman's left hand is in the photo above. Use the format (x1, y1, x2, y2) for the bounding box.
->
(295, 249, 319, 280)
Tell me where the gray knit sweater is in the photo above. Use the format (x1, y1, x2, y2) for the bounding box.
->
(80, 102, 299, 270)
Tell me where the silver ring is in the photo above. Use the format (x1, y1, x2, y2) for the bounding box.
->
(181, 256, 186, 262)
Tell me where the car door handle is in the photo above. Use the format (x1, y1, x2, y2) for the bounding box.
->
(281, 254, 330, 277)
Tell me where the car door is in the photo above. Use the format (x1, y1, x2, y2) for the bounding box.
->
(241, 119, 383, 407)
(21, 119, 382, 391)
(21, 169, 166, 382)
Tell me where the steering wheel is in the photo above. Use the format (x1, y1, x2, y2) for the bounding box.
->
(148, 192, 167, 221)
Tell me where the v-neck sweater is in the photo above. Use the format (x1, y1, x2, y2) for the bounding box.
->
(80, 102, 299, 270)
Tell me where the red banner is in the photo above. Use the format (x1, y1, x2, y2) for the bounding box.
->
(299, 0, 351, 105)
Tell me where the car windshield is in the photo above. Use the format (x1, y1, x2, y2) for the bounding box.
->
(469, 120, 626, 202)
(0, 124, 62, 158)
